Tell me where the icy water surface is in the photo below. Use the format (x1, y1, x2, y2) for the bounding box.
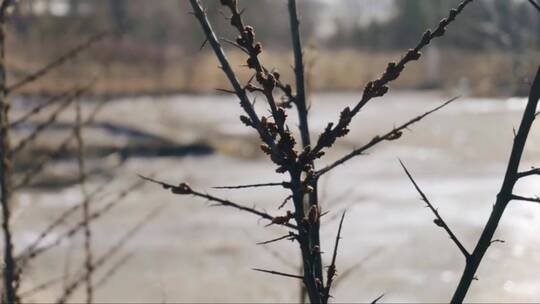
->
(12, 91, 540, 302)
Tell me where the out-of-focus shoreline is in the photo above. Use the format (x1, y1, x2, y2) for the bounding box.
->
(7, 48, 537, 98)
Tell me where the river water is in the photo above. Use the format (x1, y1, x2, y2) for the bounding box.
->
(12, 91, 540, 303)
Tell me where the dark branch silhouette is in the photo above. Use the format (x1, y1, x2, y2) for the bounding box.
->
(400, 160, 470, 259)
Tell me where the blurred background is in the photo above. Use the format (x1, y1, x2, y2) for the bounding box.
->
(7, 0, 540, 96)
(5, 0, 540, 303)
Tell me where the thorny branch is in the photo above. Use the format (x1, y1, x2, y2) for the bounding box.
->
(139, 175, 298, 230)
(527, 0, 540, 12)
(75, 99, 93, 304)
(400, 160, 470, 259)
(11, 85, 92, 155)
(188, 0, 474, 302)
(13, 98, 108, 190)
(6, 33, 107, 94)
(252, 268, 304, 280)
(0, 4, 17, 300)
(18, 179, 145, 265)
(9, 88, 77, 128)
(56, 204, 167, 304)
(510, 194, 540, 204)
(516, 167, 540, 179)
(323, 212, 346, 302)
(317, 97, 459, 177)
(213, 181, 285, 190)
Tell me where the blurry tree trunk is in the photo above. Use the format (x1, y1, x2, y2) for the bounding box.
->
(0, 6, 17, 303)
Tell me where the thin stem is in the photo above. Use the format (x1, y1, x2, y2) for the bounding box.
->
(527, 0, 540, 12)
(288, 0, 310, 149)
(317, 97, 458, 177)
(13, 98, 108, 190)
(75, 99, 93, 304)
(0, 8, 17, 302)
(213, 181, 285, 190)
(11, 86, 91, 155)
(309, 0, 474, 160)
(56, 204, 166, 304)
(252, 268, 304, 280)
(188, 0, 276, 152)
(140, 175, 298, 230)
(6, 32, 106, 94)
(18, 179, 144, 264)
(323, 211, 346, 302)
(510, 194, 540, 204)
(400, 160, 470, 259)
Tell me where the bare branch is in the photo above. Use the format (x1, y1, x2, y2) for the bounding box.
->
(6, 33, 107, 94)
(93, 252, 134, 291)
(323, 211, 346, 302)
(16, 181, 108, 272)
(19, 275, 63, 299)
(18, 179, 144, 265)
(13, 98, 109, 190)
(400, 160, 470, 259)
(256, 232, 296, 245)
(188, 0, 276, 152)
(371, 293, 385, 304)
(317, 97, 458, 177)
(288, 0, 310, 149)
(74, 97, 93, 304)
(56, 204, 166, 304)
(213, 181, 285, 190)
(252, 268, 304, 280)
(527, 0, 540, 12)
(510, 194, 540, 204)
(278, 194, 293, 209)
(517, 167, 540, 179)
(139, 175, 297, 230)
(9, 88, 78, 128)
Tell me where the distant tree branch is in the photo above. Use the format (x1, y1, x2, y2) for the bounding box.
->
(139, 175, 298, 230)
(6, 33, 107, 94)
(213, 181, 286, 190)
(308, 0, 474, 162)
(323, 211, 346, 302)
(527, 0, 540, 13)
(252, 268, 304, 280)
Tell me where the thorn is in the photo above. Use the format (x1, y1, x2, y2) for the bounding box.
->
(371, 293, 385, 304)
(252, 268, 303, 279)
(215, 88, 236, 95)
(199, 38, 208, 51)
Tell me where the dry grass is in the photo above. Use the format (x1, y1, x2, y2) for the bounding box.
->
(6, 44, 537, 97)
